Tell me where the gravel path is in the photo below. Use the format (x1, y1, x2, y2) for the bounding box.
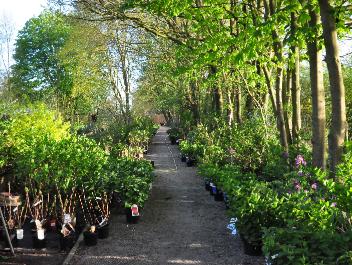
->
(69, 126, 264, 265)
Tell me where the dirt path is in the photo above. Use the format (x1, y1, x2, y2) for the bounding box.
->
(69, 126, 264, 265)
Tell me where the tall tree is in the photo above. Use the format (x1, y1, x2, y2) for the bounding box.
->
(319, 0, 347, 173)
(307, 4, 326, 169)
(12, 11, 73, 103)
(290, 11, 302, 143)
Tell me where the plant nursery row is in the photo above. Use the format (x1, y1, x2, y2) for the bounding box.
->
(0, 104, 158, 250)
(170, 120, 352, 265)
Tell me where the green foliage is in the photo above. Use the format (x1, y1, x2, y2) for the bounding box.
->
(167, 127, 182, 142)
(12, 10, 73, 100)
(0, 103, 155, 211)
(108, 157, 154, 208)
(1, 103, 70, 174)
(263, 227, 352, 265)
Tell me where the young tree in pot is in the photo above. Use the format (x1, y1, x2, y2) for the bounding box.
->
(57, 188, 77, 250)
(109, 157, 153, 224)
(122, 175, 149, 224)
(83, 224, 98, 246)
(30, 194, 47, 249)
(13, 194, 28, 243)
(93, 192, 111, 239)
(81, 194, 99, 246)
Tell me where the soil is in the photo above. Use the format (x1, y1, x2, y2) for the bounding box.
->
(68, 126, 264, 265)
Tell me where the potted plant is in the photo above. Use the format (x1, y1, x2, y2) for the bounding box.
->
(167, 128, 181, 145)
(14, 199, 27, 242)
(95, 192, 111, 239)
(214, 189, 224, 201)
(209, 182, 217, 196)
(204, 179, 211, 191)
(181, 153, 187, 162)
(77, 189, 98, 247)
(29, 191, 48, 249)
(83, 225, 98, 246)
(57, 188, 77, 250)
(125, 204, 139, 224)
(186, 156, 196, 167)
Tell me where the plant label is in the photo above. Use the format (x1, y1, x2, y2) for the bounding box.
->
(33, 200, 42, 207)
(131, 204, 139, 216)
(64, 214, 71, 224)
(50, 220, 56, 227)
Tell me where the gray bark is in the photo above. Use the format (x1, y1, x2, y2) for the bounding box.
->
(319, 0, 347, 174)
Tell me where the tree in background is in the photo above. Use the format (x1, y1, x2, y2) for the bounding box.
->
(12, 11, 73, 104)
(0, 14, 15, 101)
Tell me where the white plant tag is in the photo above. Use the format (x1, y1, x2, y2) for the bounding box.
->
(99, 217, 107, 226)
(33, 200, 42, 207)
(64, 213, 71, 224)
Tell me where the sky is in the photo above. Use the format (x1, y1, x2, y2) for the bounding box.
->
(0, 0, 48, 71)
(1, 0, 47, 31)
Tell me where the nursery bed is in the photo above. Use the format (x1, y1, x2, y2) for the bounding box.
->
(68, 127, 264, 265)
(0, 219, 75, 265)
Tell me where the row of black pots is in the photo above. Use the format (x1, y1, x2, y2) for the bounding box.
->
(204, 179, 262, 256)
(7, 229, 72, 250)
(180, 154, 196, 167)
(204, 180, 229, 208)
(240, 234, 262, 256)
(205, 180, 224, 202)
(186, 157, 196, 167)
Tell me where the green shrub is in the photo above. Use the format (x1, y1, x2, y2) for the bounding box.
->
(108, 157, 154, 208)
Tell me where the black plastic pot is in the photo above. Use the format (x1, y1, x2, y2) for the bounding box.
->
(210, 183, 217, 196)
(150, 160, 155, 168)
(205, 180, 211, 191)
(47, 218, 59, 232)
(223, 192, 230, 209)
(186, 157, 196, 167)
(75, 222, 86, 237)
(32, 235, 47, 249)
(214, 189, 224, 201)
(83, 231, 98, 246)
(170, 138, 177, 145)
(97, 223, 109, 239)
(60, 232, 76, 250)
(240, 235, 262, 256)
(181, 154, 187, 162)
(125, 208, 140, 224)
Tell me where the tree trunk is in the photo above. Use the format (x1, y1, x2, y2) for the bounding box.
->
(235, 86, 242, 124)
(227, 89, 235, 125)
(271, 27, 289, 150)
(245, 94, 254, 118)
(291, 12, 301, 143)
(189, 80, 200, 125)
(275, 66, 288, 150)
(307, 7, 326, 169)
(262, 65, 277, 115)
(209, 65, 222, 115)
(319, 0, 347, 174)
(283, 70, 292, 145)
